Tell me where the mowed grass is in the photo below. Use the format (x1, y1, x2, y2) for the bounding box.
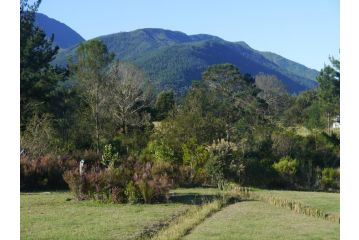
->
(21, 192, 191, 240)
(254, 189, 340, 215)
(21, 188, 340, 240)
(184, 201, 339, 240)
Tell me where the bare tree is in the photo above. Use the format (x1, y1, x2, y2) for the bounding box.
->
(20, 113, 56, 158)
(107, 62, 153, 134)
(255, 73, 290, 114)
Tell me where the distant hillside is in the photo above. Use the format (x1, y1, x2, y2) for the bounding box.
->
(53, 28, 319, 94)
(35, 13, 85, 48)
(259, 51, 318, 82)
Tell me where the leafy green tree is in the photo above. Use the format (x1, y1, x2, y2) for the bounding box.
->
(317, 57, 340, 133)
(155, 90, 175, 120)
(71, 39, 115, 153)
(317, 58, 340, 107)
(305, 102, 325, 130)
(206, 139, 241, 189)
(20, 0, 67, 130)
(182, 137, 209, 183)
(202, 64, 264, 141)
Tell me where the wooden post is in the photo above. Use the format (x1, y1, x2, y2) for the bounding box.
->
(80, 160, 85, 176)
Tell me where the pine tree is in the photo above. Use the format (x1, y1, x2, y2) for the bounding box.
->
(20, 0, 66, 130)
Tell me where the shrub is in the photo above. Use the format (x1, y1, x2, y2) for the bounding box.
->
(111, 186, 123, 203)
(125, 181, 139, 204)
(205, 139, 241, 189)
(146, 140, 176, 163)
(20, 113, 58, 157)
(63, 169, 85, 200)
(134, 162, 172, 203)
(20, 154, 75, 191)
(101, 144, 119, 168)
(320, 167, 340, 190)
(272, 156, 299, 186)
(182, 138, 209, 184)
(63, 158, 171, 204)
(82, 149, 101, 165)
(63, 167, 126, 202)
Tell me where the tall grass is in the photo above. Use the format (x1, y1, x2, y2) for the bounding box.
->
(151, 199, 226, 240)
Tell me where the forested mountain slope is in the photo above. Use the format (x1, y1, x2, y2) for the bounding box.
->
(53, 28, 318, 94)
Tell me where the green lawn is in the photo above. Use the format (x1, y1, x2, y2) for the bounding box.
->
(254, 189, 340, 215)
(184, 201, 339, 240)
(21, 192, 191, 240)
(21, 188, 340, 240)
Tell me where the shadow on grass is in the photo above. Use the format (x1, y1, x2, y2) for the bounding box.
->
(168, 193, 219, 205)
(20, 190, 68, 195)
(168, 192, 260, 205)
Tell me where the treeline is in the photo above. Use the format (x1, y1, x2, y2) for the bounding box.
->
(20, 1, 339, 200)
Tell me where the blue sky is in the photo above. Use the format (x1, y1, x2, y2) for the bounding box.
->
(38, 0, 339, 70)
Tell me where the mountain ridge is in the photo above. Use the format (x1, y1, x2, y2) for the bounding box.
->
(52, 28, 319, 94)
(35, 13, 85, 49)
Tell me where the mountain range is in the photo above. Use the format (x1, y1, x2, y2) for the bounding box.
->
(36, 13, 319, 94)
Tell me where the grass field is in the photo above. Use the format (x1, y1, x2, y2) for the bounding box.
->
(184, 201, 339, 240)
(21, 192, 192, 240)
(21, 188, 340, 240)
(254, 189, 340, 215)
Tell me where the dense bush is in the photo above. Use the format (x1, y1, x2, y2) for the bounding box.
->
(205, 139, 243, 189)
(63, 158, 172, 203)
(20, 154, 77, 191)
(64, 167, 127, 202)
(134, 162, 172, 203)
(320, 167, 340, 190)
(272, 156, 299, 187)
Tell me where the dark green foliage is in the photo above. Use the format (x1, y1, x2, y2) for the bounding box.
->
(71, 39, 115, 153)
(317, 60, 340, 107)
(259, 51, 319, 82)
(154, 90, 175, 120)
(20, 0, 68, 130)
(181, 137, 209, 184)
(282, 57, 340, 133)
(320, 168, 340, 190)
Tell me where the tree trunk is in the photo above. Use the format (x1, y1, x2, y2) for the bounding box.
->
(96, 111, 99, 154)
(95, 85, 100, 155)
(327, 112, 331, 135)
